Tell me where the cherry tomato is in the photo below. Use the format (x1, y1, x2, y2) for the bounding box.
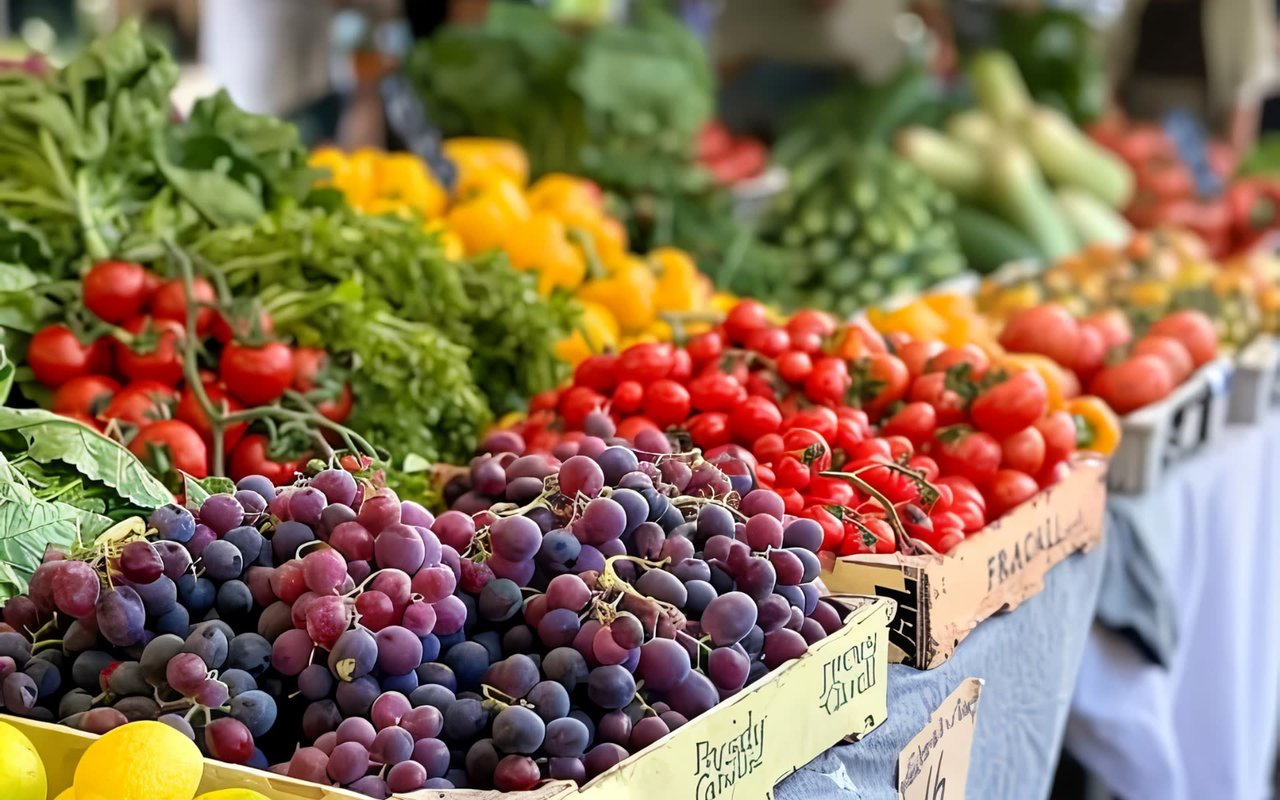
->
(82, 260, 149, 324)
(862, 517, 897, 554)
(129, 419, 208, 478)
(149, 277, 216, 335)
(686, 412, 731, 449)
(1037, 459, 1071, 489)
(751, 432, 785, 465)
(832, 319, 887, 360)
(1088, 355, 1175, 414)
(559, 386, 606, 429)
(804, 357, 850, 405)
(724, 300, 768, 344)
(744, 373, 778, 402)
(788, 329, 823, 355)
(852, 353, 910, 418)
(229, 434, 301, 485)
(786, 309, 836, 338)
(755, 463, 776, 487)
(900, 503, 933, 542)
(1001, 426, 1045, 475)
(529, 389, 560, 413)
(776, 350, 813, 384)
(729, 396, 782, 444)
(616, 415, 660, 442)
(805, 475, 856, 507)
(880, 402, 937, 447)
(932, 484, 955, 512)
(1072, 324, 1107, 381)
(853, 458, 918, 505)
(176, 383, 248, 455)
(617, 343, 675, 385)
(971, 371, 1049, 438)
(784, 406, 838, 442)
(290, 347, 352, 423)
(908, 372, 967, 425)
(925, 344, 989, 379)
(220, 342, 295, 406)
(212, 308, 275, 345)
(1148, 310, 1218, 367)
(937, 475, 984, 510)
(688, 371, 746, 413)
(847, 438, 892, 462)
(773, 455, 811, 489)
(643, 379, 692, 427)
(907, 454, 939, 483)
(1034, 411, 1077, 465)
(932, 428, 1001, 486)
(685, 331, 724, 366)
(574, 354, 619, 393)
(984, 469, 1040, 518)
(998, 304, 1082, 369)
(897, 340, 946, 378)
(781, 427, 832, 473)
(931, 511, 965, 534)
(1083, 309, 1132, 349)
(610, 381, 644, 415)
(669, 348, 693, 383)
(1133, 335, 1194, 383)
(745, 327, 789, 358)
(950, 498, 986, 532)
(884, 435, 914, 460)
(777, 487, 804, 515)
(116, 317, 185, 386)
(27, 325, 109, 387)
(803, 505, 845, 552)
(99, 381, 177, 428)
(52, 375, 119, 417)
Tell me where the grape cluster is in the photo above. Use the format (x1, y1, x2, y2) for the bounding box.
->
(0, 436, 843, 797)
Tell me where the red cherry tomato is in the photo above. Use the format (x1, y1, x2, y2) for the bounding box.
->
(984, 469, 1040, 518)
(229, 434, 301, 485)
(52, 375, 119, 417)
(290, 347, 353, 423)
(971, 371, 1049, 438)
(685, 331, 724, 366)
(908, 372, 967, 425)
(686, 412, 731, 449)
(724, 300, 768, 344)
(805, 475, 855, 508)
(129, 419, 209, 479)
(643, 379, 692, 427)
(27, 326, 109, 387)
(781, 427, 832, 473)
(897, 340, 946, 378)
(852, 353, 910, 418)
(212, 308, 275, 345)
(617, 343, 675, 385)
(729, 396, 782, 445)
(932, 428, 1001, 486)
(804, 357, 851, 405)
(559, 386, 606, 429)
(880, 402, 937, 447)
(149, 277, 216, 335)
(802, 505, 845, 552)
(176, 383, 248, 455)
(784, 406, 838, 442)
(773, 455, 811, 489)
(610, 381, 644, 415)
(938, 475, 985, 510)
(574, 354, 619, 393)
(776, 350, 814, 384)
(907, 454, 939, 483)
(687, 371, 747, 413)
(82, 260, 149, 324)
(862, 517, 897, 554)
(925, 344, 990, 379)
(1001, 426, 1046, 475)
(116, 317, 185, 386)
(751, 432, 785, 465)
(1035, 411, 1078, 465)
(950, 498, 987, 532)
(669, 348, 693, 384)
(99, 381, 177, 428)
(616, 415, 660, 443)
(786, 309, 836, 338)
(220, 342, 295, 406)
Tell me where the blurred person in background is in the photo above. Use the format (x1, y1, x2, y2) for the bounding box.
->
(1107, 0, 1277, 151)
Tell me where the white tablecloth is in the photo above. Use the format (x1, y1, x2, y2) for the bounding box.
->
(1066, 414, 1280, 800)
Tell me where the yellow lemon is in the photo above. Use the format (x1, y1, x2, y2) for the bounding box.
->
(195, 791, 272, 800)
(0, 719, 46, 800)
(73, 721, 202, 800)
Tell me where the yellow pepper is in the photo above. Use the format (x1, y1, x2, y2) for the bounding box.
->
(649, 247, 700, 313)
(1067, 395, 1122, 456)
(373, 152, 446, 218)
(577, 256, 658, 334)
(504, 213, 588, 295)
(444, 138, 529, 189)
(424, 219, 465, 261)
(867, 300, 948, 341)
(555, 301, 620, 365)
(528, 173, 604, 217)
(445, 195, 511, 256)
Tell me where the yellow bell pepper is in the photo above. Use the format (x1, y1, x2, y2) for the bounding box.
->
(528, 173, 604, 216)
(373, 153, 447, 218)
(1067, 395, 1122, 456)
(649, 247, 700, 313)
(445, 195, 512, 256)
(444, 138, 529, 189)
(867, 300, 948, 341)
(555, 301, 620, 365)
(505, 213, 588, 295)
(577, 256, 657, 334)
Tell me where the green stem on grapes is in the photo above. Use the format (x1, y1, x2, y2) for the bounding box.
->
(671, 494, 747, 522)
(30, 638, 63, 652)
(294, 539, 328, 560)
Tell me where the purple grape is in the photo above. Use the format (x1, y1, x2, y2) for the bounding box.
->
(198, 494, 244, 534)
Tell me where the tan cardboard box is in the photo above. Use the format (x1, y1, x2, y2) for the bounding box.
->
(821, 459, 1108, 669)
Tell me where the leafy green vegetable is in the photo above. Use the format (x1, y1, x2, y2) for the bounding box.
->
(183, 474, 236, 509)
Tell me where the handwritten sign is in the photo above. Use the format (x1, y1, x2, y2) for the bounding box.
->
(898, 678, 982, 800)
(692, 710, 767, 800)
(985, 507, 1086, 592)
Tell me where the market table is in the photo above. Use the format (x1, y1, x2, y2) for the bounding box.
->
(777, 534, 1107, 799)
(1065, 413, 1280, 800)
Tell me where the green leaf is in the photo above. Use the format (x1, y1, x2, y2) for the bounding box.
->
(182, 473, 235, 509)
(0, 407, 172, 508)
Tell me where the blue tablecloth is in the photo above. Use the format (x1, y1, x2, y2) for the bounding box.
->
(1066, 413, 1280, 800)
(778, 537, 1107, 799)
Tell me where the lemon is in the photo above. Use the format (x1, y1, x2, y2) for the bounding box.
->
(73, 720, 202, 800)
(0, 719, 46, 800)
(194, 791, 272, 800)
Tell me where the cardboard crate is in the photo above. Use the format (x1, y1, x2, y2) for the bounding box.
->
(1228, 336, 1279, 425)
(1107, 358, 1232, 494)
(820, 459, 1107, 669)
(4, 597, 894, 800)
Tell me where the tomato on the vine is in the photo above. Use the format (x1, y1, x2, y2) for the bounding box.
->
(931, 427, 1001, 486)
(786, 309, 836, 339)
(925, 344, 989, 379)
(984, 469, 1040, 518)
(908, 372, 967, 425)
(617, 343, 674, 384)
(291, 347, 352, 423)
(802, 505, 845, 552)
(781, 427, 832, 473)
(744, 327, 789, 358)
(687, 371, 746, 413)
(773, 455, 811, 489)
(1000, 426, 1046, 475)
(724, 300, 768, 344)
(775, 350, 813, 384)
(220, 342, 294, 406)
(804, 357, 850, 405)
(99, 381, 177, 428)
(229, 434, 301, 485)
(574, 354, 618, 393)
(805, 475, 856, 508)
(176, 383, 248, 455)
(1034, 411, 1077, 465)
(751, 432, 785, 465)
(971, 371, 1049, 438)
(212, 308, 275, 345)
(907, 454, 939, 482)
(729, 396, 782, 444)
(642, 379, 692, 427)
(610, 381, 644, 416)
(52, 375, 119, 417)
(859, 517, 897, 554)
(27, 326, 110, 387)
(82, 260, 149, 324)
(686, 412, 731, 449)
(880, 402, 937, 447)
(850, 353, 909, 418)
(559, 386, 605, 429)
(950, 499, 986, 532)
(129, 419, 208, 479)
(784, 406, 838, 442)
(117, 317, 185, 386)
(685, 331, 723, 366)
(150, 277, 216, 335)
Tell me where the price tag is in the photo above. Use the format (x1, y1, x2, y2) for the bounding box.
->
(897, 677, 983, 800)
(378, 72, 455, 190)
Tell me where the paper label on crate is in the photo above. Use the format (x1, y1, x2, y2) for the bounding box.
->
(897, 678, 982, 800)
(984, 505, 1089, 593)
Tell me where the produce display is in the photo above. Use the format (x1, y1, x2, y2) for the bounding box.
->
(499, 299, 1104, 557)
(0, 444, 841, 796)
(697, 122, 769, 188)
(896, 51, 1135, 271)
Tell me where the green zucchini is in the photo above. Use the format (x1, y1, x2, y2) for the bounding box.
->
(1020, 108, 1134, 207)
(986, 141, 1077, 261)
(1054, 187, 1134, 246)
(952, 206, 1043, 273)
(895, 127, 983, 198)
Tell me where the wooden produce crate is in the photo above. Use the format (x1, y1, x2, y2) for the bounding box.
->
(1107, 358, 1232, 494)
(820, 460, 1108, 669)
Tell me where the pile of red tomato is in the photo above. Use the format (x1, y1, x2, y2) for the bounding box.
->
(507, 299, 1082, 557)
(24, 260, 352, 484)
